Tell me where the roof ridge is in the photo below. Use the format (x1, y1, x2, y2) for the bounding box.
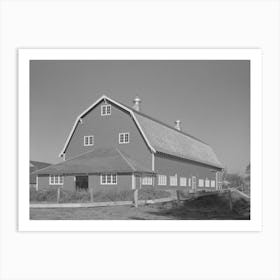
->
(117, 101, 209, 146)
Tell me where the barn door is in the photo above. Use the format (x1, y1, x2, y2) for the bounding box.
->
(75, 176, 88, 191)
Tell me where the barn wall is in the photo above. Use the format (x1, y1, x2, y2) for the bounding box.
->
(64, 100, 152, 169)
(154, 153, 221, 191)
(63, 176, 76, 191)
(37, 175, 75, 191)
(88, 173, 132, 191)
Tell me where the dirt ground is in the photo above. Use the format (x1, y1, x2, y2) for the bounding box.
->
(30, 193, 250, 220)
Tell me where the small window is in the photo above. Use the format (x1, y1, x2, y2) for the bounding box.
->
(198, 179, 204, 187)
(101, 105, 111, 116)
(180, 177, 187, 187)
(205, 179, 210, 188)
(119, 132, 129, 144)
(142, 176, 153, 185)
(170, 175, 177, 186)
(84, 135, 94, 146)
(100, 173, 117, 185)
(158, 175, 167, 186)
(49, 175, 64, 185)
(188, 178, 191, 187)
(211, 180, 216, 188)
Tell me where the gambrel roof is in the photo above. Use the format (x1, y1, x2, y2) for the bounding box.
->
(33, 148, 154, 175)
(59, 95, 222, 169)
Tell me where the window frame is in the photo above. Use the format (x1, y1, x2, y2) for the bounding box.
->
(101, 105, 111, 116)
(170, 175, 178, 186)
(49, 175, 64, 185)
(142, 176, 153, 185)
(119, 132, 130, 144)
(158, 175, 167, 186)
(180, 177, 187, 187)
(100, 173, 117, 185)
(84, 135, 94, 146)
(198, 179, 204, 187)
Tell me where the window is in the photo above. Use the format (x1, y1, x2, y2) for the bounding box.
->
(198, 179, 204, 187)
(211, 180, 216, 188)
(188, 178, 191, 187)
(49, 175, 64, 185)
(170, 175, 177, 186)
(158, 175, 167, 186)
(180, 177, 187, 187)
(205, 179, 210, 188)
(100, 173, 117, 185)
(84, 135, 94, 146)
(101, 105, 111, 116)
(142, 176, 153, 185)
(119, 132, 129, 144)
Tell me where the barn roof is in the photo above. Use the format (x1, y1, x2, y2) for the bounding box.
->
(30, 161, 51, 184)
(59, 95, 222, 169)
(133, 111, 222, 168)
(33, 148, 154, 175)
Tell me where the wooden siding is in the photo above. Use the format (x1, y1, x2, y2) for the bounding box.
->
(37, 175, 76, 191)
(64, 100, 152, 169)
(154, 153, 221, 190)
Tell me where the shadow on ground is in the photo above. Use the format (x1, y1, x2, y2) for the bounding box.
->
(145, 193, 250, 220)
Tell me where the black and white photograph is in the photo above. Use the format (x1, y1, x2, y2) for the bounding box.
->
(28, 58, 250, 221)
(1, 1, 279, 280)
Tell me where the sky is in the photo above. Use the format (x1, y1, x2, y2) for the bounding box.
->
(30, 60, 250, 174)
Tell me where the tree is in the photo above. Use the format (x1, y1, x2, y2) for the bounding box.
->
(224, 172, 244, 188)
(244, 163, 250, 195)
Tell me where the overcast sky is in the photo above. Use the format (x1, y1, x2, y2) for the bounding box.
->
(30, 60, 250, 174)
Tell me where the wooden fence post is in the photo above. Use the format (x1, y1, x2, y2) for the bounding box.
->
(228, 190, 232, 211)
(90, 188, 94, 202)
(134, 189, 138, 208)
(176, 190, 181, 203)
(57, 187, 61, 204)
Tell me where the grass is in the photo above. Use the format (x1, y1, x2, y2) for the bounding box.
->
(30, 186, 170, 203)
(30, 191, 250, 220)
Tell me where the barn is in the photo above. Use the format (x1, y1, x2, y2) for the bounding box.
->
(30, 160, 51, 189)
(33, 95, 223, 192)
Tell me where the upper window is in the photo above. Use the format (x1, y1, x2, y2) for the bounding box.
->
(84, 135, 94, 146)
(101, 105, 111, 116)
(49, 175, 64, 185)
(119, 132, 130, 144)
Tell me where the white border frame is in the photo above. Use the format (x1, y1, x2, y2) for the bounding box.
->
(18, 48, 261, 231)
